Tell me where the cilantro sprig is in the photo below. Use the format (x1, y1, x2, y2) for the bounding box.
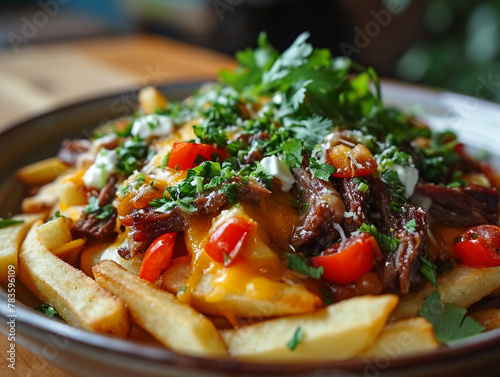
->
(419, 291, 484, 344)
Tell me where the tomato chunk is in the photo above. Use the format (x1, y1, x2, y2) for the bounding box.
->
(167, 142, 227, 170)
(326, 143, 377, 178)
(452, 225, 500, 268)
(312, 233, 378, 285)
(139, 233, 177, 282)
(205, 217, 253, 266)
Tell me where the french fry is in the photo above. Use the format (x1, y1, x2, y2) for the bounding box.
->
(36, 216, 73, 250)
(162, 260, 322, 318)
(470, 309, 500, 330)
(221, 294, 398, 361)
(359, 317, 439, 359)
(80, 233, 143, 278)
(16, 157, 68, 186)
(139, 86, 168, 114)
(21, 177, 62, 213)
(93, 260, 228, 358)
(19, 221, 130, 337)
(0, 213, 45, 282)
(391, 265, 500, 322)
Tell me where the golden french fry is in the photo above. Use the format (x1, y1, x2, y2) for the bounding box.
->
(93, 260, 228, 358)
(359, 317, 439, 359)
(391, 265, 500, 322)
(52, 238, 85, 266)
(16, 157, 68, 186)
(221, 294, 398, 361)
(470, 309, 500, 330)
(0, 213, 45, 282)
(139, 86, 168, 114)
(21, 178, 62, 213)
(19, 221, 130, 337)
(80, 233, 143, 278)
(36, 216, 73, 250)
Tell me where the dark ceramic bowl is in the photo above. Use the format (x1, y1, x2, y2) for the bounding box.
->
(1, 81, 500, 377)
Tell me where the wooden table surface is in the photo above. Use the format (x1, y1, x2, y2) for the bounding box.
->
(0, 34, 236, 377)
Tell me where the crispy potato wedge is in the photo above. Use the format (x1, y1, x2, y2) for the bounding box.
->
(360, 317, 439, 359)
(19, 221, 130, 337)
(0, 213, 45, 282)
(221, 294, 398, 361)
(16, 157, 68, 186)
(470, 309, 500, 330)
(391, 265, 500, 322)
(93, 260, 228, 358)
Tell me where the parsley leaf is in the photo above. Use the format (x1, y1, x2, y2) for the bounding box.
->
(35, 303, 61, 318)
(287, 253, 323, 279)
(419, 291, 484, 344)
(358, 223, 400, 252)
(286, 327, 303, 351)
(0, 217, 24, 229)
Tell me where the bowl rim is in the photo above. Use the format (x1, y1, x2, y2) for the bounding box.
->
(2, 79, 500, 375)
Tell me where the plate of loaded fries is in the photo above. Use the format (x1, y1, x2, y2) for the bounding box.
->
(2, 32, 500, 377)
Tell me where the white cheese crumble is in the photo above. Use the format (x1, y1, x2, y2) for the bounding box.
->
(131, 114, 173, 139)
(83, 148, 118, 189)
(393, 164, 419, 198)
(260, 155, 295, 192)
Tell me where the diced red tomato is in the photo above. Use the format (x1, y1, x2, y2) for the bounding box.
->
(139, 233, 177, 282)
(167, 142, 228, 170)
(205, 217, 253, 266)
(312, 233, 378, 285)
(326, 143, 377, 178)
(452, 225, 500, 268)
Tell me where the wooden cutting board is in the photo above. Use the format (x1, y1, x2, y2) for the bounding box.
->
(0, 33, 236, 377)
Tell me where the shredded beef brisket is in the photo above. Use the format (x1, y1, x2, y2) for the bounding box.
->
(416, 183, 499, 227)
(121, 178, 271, 256)
(340, 178, 371, 234)
(370, 179, 426, 294)
(72, 175, 120, 244)
(290, 165, 345, 250)
(57, 139, 91, 166)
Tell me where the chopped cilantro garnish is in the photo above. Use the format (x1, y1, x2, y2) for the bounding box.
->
(96, 204, 114, 220)
(281, 139, 303, 169)
(85, 197, 114, 219)
(419, 291, 484, 344)
(0, 217, 24, 229)
(287, 253, 323, 279)
(286, 327, 303, 351)
(115, 138, 148, 177)
(85, 196, 100, 214)
(309, 157, 336, 181)
(358, 223, 400, 253)
(35, 303, 61, 318)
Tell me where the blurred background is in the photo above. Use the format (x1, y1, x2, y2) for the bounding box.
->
(1, 0, 500, 128)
